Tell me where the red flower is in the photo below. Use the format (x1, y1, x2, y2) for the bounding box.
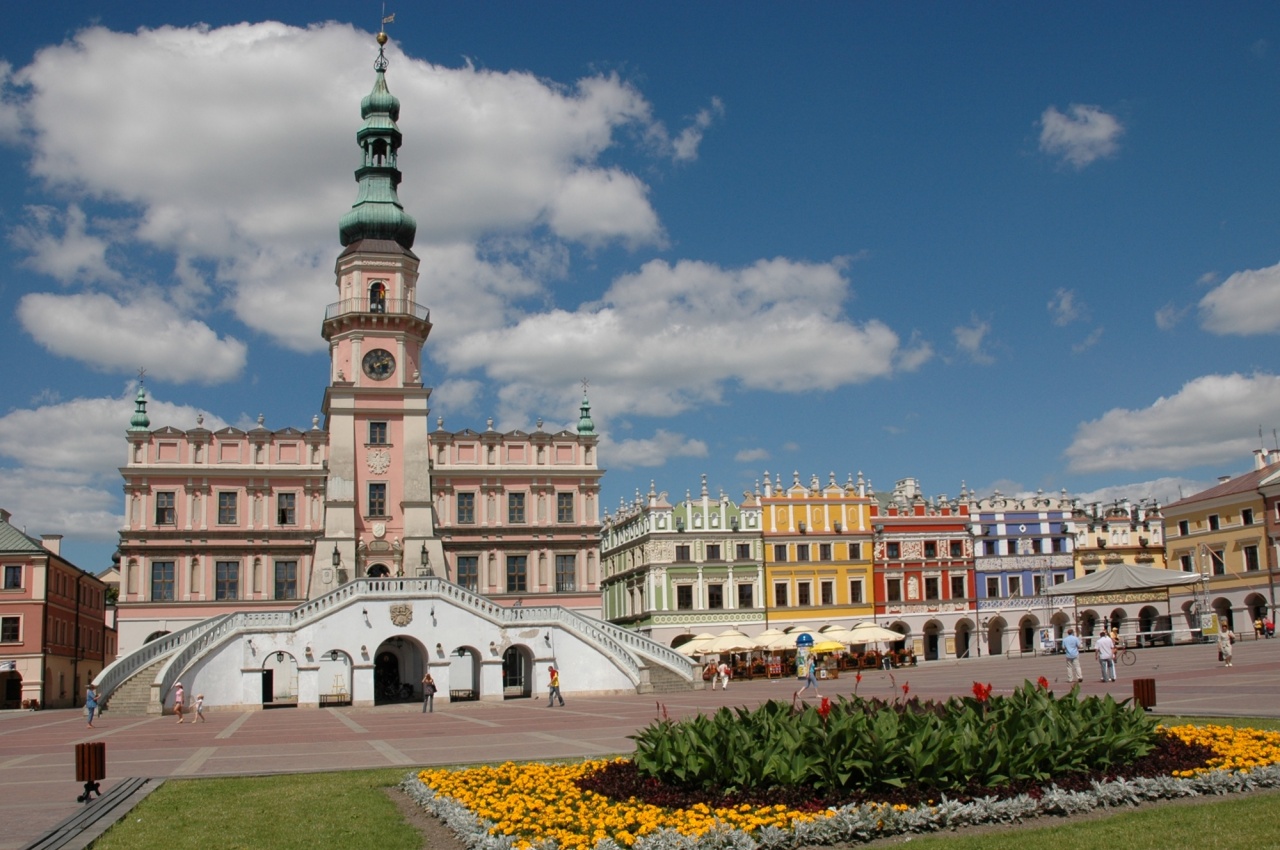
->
(902, 683, 910, 697)
(855, 672, 862, 684)
(818, 697, 831, 720)
(1037, 676, 1050, 690)
(972, 681, 993, 702)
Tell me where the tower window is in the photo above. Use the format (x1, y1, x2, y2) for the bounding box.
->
(457, 492, 476, 524)
(508, 493, 526, 524)
(369, 281, 387, 313)
(368, 483, 387, 517)
(155, 491, 176, 525)
(368, 422, 388, 445)
(556, 492, 574, 523)
(277, 493, 296, 525)
(217, 492, 237, 525)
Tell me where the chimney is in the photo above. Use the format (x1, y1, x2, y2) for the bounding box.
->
(0, 508, 9, 524)
(41, 534, 62, 556)
(1256, 449, 1268, 470)
(1270, 449, 1280, 466)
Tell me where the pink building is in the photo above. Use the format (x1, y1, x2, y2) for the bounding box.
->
(114, 39, 602, 654)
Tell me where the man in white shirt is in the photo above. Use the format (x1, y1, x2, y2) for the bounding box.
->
(1095, 630, 1116, 682)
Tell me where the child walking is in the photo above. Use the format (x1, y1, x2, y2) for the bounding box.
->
(194, 693, 206, 722)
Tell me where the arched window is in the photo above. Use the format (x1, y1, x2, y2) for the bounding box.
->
(369, 281, 387, 313)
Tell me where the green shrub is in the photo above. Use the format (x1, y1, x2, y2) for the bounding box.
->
(630, 682, 1158, 794)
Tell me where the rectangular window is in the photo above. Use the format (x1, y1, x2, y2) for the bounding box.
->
(820, 580, 834, 606)
(796, 544, 810, 562)
(1209, 514, 1220, 531)
(1008, 576, 1022, 597)
(819, 543, 832, 561)
(556, 492, 574, 523)
(3, 565, 20, 590)
(986, 576, 999, 597)
(1244, 545, 1260, 572)
(368, 421, 388, 445)
(774, 583, 789, 607)
(1243, 508, 1255, 526)
(848, 579, 863, 603)
(368, 483, 387, 517)
(456, 556, 479, 591)
(676, 585, 694, 610)
(555, 554, 576, 592)
(1052, 536, 1066, 553)
(217, 492, 237, 525)
(215, 561, 239, 600)
(706, 544, 721, 561)
(508, 493, 526, 524)
(736, 543, 752, 560)
(506, 555, 527, 592)
(886, 542, 900, 559)
(737, 584, 754, 608)
(277, 492, 296, 525)
(457, 492, 476, 524)
(924, 541, 937, 558)
(1180, 553, 1194, 572)
(0, 616, 18, 642)
(795, 581, 810, 606)
(1053, 573, 1066, 585)
(949, 540, 963, 558)
(1211, 549, 1226, 576)
(151, 561, 175, 601)
(675, 545, 691, 562)
(707, 584, 724, 609)
(274, 561, 298, 599)
(885, 578, 902, 602)
(1178, 520, 1190, 536)
(848, 542, 861, 560)
(1033, 574, 1044, 595)
(1029, 538, 1042, 554)
(985, 540, 999, 556)
(950, 575, 965, 599)
(773, 544, 788, 563)
(924, 577, 940, 600)
(155, 491, 176, 525)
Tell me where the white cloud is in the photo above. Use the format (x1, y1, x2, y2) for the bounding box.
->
(667, 97, 726, 162)
(1071, 326, 1104, 354)
(6, 21, 673, 365)
(953, 315, 994, 364)
(1074, 477, 1214, 510)
(1155, 303, 1189, 331)
(0, 390, 226, 542)
(443, 257, 919, 424)
(603, 429, 708, 469)
(1198, 261, 1280, 335)
(17, 292, 247, 384)
(1064, 372, 1280, 473)
(1039, 104, 1124, 169)
(735, 447, 770, 463)
(1048, 288, 1084, 326)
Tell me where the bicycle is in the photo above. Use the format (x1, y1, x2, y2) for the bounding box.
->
(1119, 647, 1136, 666)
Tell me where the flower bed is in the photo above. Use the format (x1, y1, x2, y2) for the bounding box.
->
(403, 691, 1280, 850)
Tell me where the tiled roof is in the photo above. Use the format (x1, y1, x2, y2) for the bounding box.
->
(1163, 461, 1280, 510)
(0, 514, 47, 554)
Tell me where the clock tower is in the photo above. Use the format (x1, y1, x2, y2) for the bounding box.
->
(311, 33, 445, 594)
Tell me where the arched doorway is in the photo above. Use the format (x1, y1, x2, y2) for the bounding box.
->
(954, 618, 975, 658)
(1018, 615, 1040, 653)
(1212, 597, 1234, 632)
(922, 619, 943, 661)
(502, 645, 533, 699)
(1080, 609, 1100, 641)
(144, 630, 170, 644)
(986, 616, 1007, 656)
(319, 649, 352, 706)
(449, 646, 480, 701)
(374, 636, 423, 704)
(367, 563, 391, 578)
(1245, 593, 1269, 633)
(262, 651, 299, 707)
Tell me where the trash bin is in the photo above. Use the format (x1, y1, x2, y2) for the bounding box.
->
(75, 741, 106, 802)
(1133, 678, 1156, 711)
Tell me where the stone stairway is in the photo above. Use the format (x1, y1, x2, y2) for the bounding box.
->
(101, 658, 167, 716)
(644, 664, 702, 694)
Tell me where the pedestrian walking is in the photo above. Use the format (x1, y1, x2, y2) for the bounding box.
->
(421, 673, 437, 713)
(173, 682, 185, 723)
(794, 656, 821, 699)
(1218, 626, 1236, 667)
(716, 661, 731, 691)
(1063, 628, 1083, 684)
(1095, 630, 1116, 682)
(194, 693, 206, 722)
(85, 684, 98, 729)
(546, 666, 565, 707)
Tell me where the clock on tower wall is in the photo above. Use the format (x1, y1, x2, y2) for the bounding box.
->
(362, 348, 396, 380)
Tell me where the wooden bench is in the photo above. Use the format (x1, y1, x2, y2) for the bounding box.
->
(26, 776, 157, 850)
(319, 693, 351, 707)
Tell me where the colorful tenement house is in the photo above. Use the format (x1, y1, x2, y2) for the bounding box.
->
(1064, 497, 1168, 640)
(115, 35, 601, 655)
(870, 478, 974, 661)
(968, 487, 1076, 657)
(599, 476, 764, 645)
(760, 471, 877, 631)
(1163, 449, 1280, 635)
(0, 509, 115, 709)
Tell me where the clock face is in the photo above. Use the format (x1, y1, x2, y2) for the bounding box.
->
(362, 348, 396, 380)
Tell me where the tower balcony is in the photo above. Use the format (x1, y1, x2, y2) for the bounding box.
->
(324, 297, 430, 323)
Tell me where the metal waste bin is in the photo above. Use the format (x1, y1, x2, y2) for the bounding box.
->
(1133, 678, 1156, 711)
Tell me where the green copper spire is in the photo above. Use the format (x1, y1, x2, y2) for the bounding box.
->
(129, 384, 150, 431)
(577, 387, 595, 436)
(338, 33, 417, 249)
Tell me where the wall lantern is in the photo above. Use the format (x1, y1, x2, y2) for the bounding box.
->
(330, 649, 340, 662)
(275, 651, 284, 663)
(332, 545, 341, 567)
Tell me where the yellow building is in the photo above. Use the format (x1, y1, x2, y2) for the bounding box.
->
(1163, 450, 1280, 633)
(760, 471, 875, 629)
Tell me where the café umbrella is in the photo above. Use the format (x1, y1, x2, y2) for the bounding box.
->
(701, 628, 757, 655)
(675, 633, 717, 656)
(846, 622, 903, 644)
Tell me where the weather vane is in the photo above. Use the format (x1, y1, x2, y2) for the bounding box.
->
(580, 377, 590, 394)
(137, 367, 147, 384)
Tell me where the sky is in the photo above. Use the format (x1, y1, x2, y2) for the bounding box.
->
(3, 2, 1280, 573)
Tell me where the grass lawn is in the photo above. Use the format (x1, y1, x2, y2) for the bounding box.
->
(93, 715, 1280, 850)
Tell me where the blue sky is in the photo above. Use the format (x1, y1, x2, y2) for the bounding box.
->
(3, 3, 1280, 572)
